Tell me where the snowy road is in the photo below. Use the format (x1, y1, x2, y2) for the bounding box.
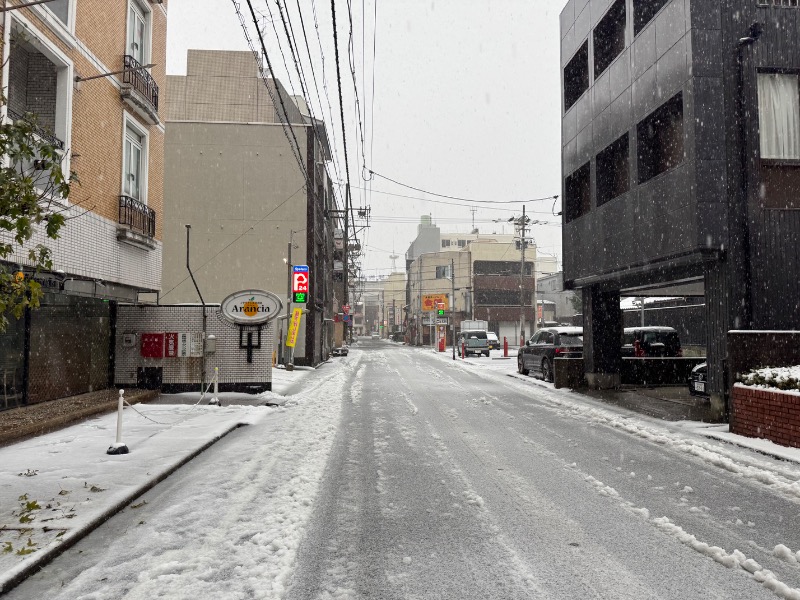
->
(9, 340, 800, 599)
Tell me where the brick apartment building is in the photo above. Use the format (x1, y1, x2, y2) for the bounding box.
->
(0, 0, 166, 406)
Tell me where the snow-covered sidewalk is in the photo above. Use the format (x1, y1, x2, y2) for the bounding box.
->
(0, 364, 320, 594)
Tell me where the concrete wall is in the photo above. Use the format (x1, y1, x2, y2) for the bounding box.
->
(161, 121, 308, 305)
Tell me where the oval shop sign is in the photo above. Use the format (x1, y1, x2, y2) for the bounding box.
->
(220, 289, 283, 325)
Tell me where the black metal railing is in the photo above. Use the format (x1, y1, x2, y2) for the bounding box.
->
(6, 108, 65, 150)
(122, 55, 159, 112)
(119, 195, 156, 238)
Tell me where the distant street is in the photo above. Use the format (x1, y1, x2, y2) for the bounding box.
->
(10, 340, 800, 599)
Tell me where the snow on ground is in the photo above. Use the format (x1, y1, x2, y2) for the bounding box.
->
(0, 359, 336, 595)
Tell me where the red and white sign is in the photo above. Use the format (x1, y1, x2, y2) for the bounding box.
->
(165, 332, 178, 358)
(342, 304, 350, 315)
(140, 333, 164, 358)
(292, 272, 309, 294)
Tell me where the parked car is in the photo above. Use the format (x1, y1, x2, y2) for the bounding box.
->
(518, 327, 583, 382)
(621, 327, 682, 357)
(331, 344, 349, 357)
(457, 330, 490, 357)
(486, 331, 500, 350)
(688, 362, 709, 397)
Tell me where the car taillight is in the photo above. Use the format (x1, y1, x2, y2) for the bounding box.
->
(555, 347, 566, 355)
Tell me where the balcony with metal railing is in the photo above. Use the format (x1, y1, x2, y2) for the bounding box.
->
(6, 109, 65, 150)
(120, 55, 160, 126)
(117, 195, 157, 250)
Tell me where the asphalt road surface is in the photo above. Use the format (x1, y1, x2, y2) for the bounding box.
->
(10, 340, 800, 599)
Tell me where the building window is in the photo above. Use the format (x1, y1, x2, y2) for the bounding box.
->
(475, 290, 530, 306)
(127, 1, 150, 65)
(515, 240, 531, 250)
(757, 0, 799, 6)
(123, 117, 148, 203)
(435, 265, 451, 279)
(596, 133, 630, 206)
(473, 261, 532, 276)
(757, 72, 800, 208)
(594, 0, 626, 77)
(457, 239, 467, 248)
(564, 162, 591, 223)
(637, 92, 684, 184)
(441, 240, 451, 248)
(46, 0, 71, 26)
(564, 41, 589, 112)
(634, 0, 669, 36)
(758, 73, 800, 160)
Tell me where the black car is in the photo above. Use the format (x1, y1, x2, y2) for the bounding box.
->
(688, 362, 709, 397)
(517, 327, 583, 382)
(621, 327, 682, 357)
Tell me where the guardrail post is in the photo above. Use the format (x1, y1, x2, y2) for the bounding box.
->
(106, 389, 130, 455)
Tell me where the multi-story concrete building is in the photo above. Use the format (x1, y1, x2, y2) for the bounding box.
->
(162, 50, 338, 367)
(404, 216, 558, 344)
(560, 0, 800, 413)
(537, 272, 581, 325)
(381, 272, 406, 337)
(0, 0, 165, 405)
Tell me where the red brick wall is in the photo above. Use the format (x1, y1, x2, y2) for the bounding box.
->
(731, 385, 800, 449)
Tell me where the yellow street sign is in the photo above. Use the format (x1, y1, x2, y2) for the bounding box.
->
(286, 307, 303, 348)
(422, 294, 449, 312)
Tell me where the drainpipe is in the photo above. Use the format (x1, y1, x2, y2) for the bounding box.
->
(2, 0, 11, 125)
(185, 225, 207, 392)
(734, 23, 761, 330)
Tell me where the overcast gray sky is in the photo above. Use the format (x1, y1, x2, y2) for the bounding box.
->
(167, 0, 564, 277)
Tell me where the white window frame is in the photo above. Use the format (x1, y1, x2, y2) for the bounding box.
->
(5, 15, 73, 188)
(121, 112, 149, 205)
(30, 0, 77, 44)
(126, 0, 152, 65)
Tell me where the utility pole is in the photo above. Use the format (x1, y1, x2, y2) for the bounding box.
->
(519, 208, 525, 342)
(344, 183, 350, 341)
(451, 257, 456, 360)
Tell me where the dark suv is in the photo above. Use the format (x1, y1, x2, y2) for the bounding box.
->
(517, 327, 583, 382)
(621, 327, 682, 357)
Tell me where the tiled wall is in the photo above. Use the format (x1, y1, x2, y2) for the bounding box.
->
(115, 305, 274, 391)
(2, 204, 162, 293)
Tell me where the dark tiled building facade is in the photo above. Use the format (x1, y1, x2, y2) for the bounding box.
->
(560, 0, 800, 413)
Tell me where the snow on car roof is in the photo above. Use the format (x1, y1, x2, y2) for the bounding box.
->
(543, 326, 583, 334)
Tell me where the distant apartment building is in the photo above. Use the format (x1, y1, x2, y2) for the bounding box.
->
(0, 0, 166, 405)
(162, 50, 338, 367)
(560, 0, 800, 412)
(404, 216, 558, 344)
(381, 272, 406, 336)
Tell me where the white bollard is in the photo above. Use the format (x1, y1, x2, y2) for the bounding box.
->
(209, 367, 221, 406)
(107, 389, 130, 455)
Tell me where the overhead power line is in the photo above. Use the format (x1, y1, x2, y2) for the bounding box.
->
(368, 169, 559, 205)
(335, 182, 559, 215)
(232, 0, 310, 187)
